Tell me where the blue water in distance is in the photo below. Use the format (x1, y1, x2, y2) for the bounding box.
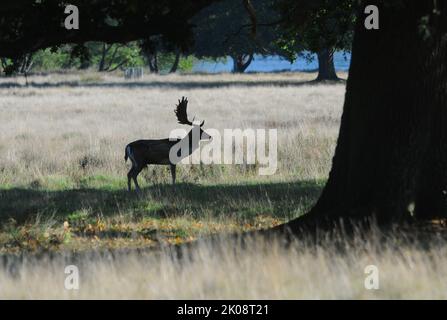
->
(192, 51, 351, 73)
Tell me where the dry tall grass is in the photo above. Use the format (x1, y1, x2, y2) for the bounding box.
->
(0, 72, 344, 186)
(1, 230, 447, 299)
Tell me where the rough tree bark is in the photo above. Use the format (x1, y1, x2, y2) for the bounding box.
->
(231, 53, 254, 73)
(279, 1, 447, 233)
(316, 48, 339, 81)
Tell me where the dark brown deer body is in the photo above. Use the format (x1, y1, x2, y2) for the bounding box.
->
(125, 97, 211, 191)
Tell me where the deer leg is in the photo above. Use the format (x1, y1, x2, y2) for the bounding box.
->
(132, 166, 142, 191)
(170, 164, 176, 185)
(127, 167, 134, 191)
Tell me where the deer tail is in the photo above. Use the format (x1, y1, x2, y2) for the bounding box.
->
(124, 145, 130, 162)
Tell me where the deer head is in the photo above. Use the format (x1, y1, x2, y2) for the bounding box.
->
(174, 97, 211, 141)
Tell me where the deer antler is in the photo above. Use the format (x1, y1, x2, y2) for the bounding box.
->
(174, 97, 192, 126)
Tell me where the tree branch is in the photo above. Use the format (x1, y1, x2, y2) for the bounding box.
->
(0, 0, 218, 58)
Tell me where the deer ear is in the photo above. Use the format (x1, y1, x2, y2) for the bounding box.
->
(200, 120, 205, 127)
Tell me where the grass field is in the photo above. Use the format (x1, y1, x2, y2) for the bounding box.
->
(0, 71, 343, 252)
(3, 71, 447, 299)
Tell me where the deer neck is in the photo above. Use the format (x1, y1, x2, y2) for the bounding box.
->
(183, 128, 200, 156)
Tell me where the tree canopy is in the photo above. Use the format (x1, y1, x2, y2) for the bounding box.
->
(191, 0, 286, 72)
(0, 0, 218, 58)
(276, 0, 356, 80)
(278, 0, 356, 58)
(0, 0, 358, 76)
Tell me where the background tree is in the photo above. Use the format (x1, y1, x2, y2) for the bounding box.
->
(86, 42, 143, 72)
(0, 53, 34, 76)
(0, 42, 195, 75)
(140, 36, 184, 74)
(277, 0, 356, 81)
(192, 0, 286, 73)
(17, 46, 81, 72)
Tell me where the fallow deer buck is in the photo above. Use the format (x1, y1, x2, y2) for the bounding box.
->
(124, 97, 211, 191)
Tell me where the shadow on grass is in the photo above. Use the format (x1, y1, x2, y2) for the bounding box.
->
(0, 181, 324, 223)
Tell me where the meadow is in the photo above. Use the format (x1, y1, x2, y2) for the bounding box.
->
(0, 71, 342, 252)
(2, 71, 447, 299)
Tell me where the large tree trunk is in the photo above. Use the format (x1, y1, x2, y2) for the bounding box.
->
(231, 53, 254, 73)
(316, 48, 338, 81)
(282, 1, 447, 233)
